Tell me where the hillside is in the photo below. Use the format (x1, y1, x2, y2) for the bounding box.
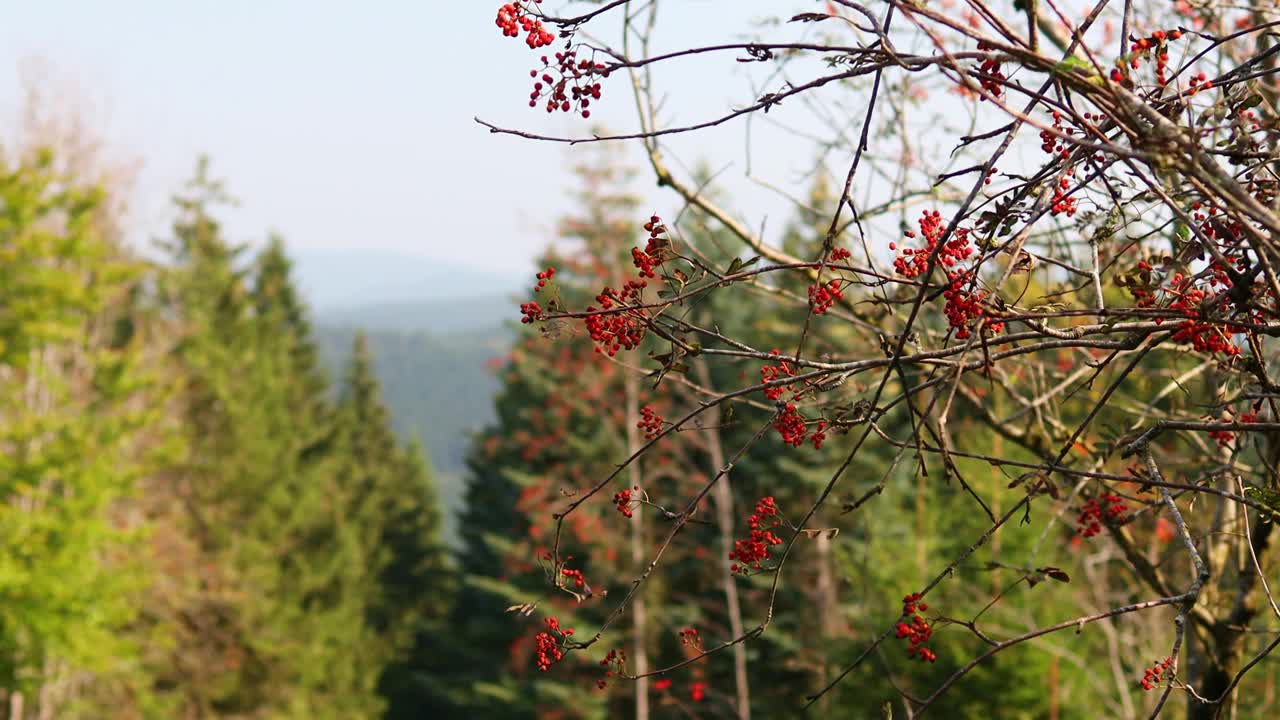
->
(314, 324, 509, 541)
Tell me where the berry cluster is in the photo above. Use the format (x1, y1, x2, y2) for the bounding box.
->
(584, 279, 649, 355)
(808, 278, 844, 314)
(729, 497, 784, 574)
(1110, 28, 1185, 87)
(1140, 657, 1175, 691)
(633, 215, 669, 278)
(596, 648, 626, 689)
(637, 405, 663, 439)
(891, 210, 974, 278)
(653, 678, 673, 691)
(535, 616, 573, 671)
(1165, 274, 1243, 357)
(528, 49, 606, 116)
(561, 566, 587, 589)
(1077, 493, 1129, 537)
(678, 626, 701, 650)
(1209, 412, 1258, 447)
(495, 1, 554, 49)
(614, 486, 637, 518)
(760, 350, 798, 401)
(810, 420, 828, 450)
(533, 266, 556, 291)
(942, 270, 1004, 340)
(829, 246, 852, 262)
(520, 266, 557, 324)
(891, 212, 1005, 340)
(773, 403, 811, 447)
(1039, 110, 1075, 161)
(690, 681, 707, 702)
(896, 593, 936, 663)
(1050, 169, 1079, 217)
(974, 40, 1005, 99)
(520, 300, 544, 324)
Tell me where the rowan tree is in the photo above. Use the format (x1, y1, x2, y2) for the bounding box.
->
(486, 1, 1280, 717)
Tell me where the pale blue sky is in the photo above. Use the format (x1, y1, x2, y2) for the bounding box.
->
(0, 2, 841, 274)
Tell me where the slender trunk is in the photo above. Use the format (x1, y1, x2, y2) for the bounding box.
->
(694, 358, 751, 719)
(815, 531, 836, 717)
(10, 691, 22, 720)
(624, 371, 649, 720)
(1048, 654, 1059, 720)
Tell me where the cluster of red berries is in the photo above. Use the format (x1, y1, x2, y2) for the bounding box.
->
(810, 420, 828, 450)
(1050, 169, 1078, 217)
(942, 270, 1004, 340)
(690, 681, 707, 702)
(633, 215, 669, 278)
(613, 486, 637, 518)
(1165, 274, 1243, 357)
(1077, 493, 1129, 537)
(533, 266, 556, 291)
(561, 566, 586, 589)
(773, 404, 805, 446)
(596, 648, 626, 689)
(729, 497, 784, 574)
(1110, 28, 1185, 86)
(829, 246, 852, 262)
(808, 278, 844, 314)
(584, 279, 649, 355)
(891, 210, 974, 278)
(520, 266, 557, 324)
(760, 349, 797, 401)
(496, 1, 554, 49)
(890, 211, 1003, 340)
(1209, 412, 1258, 447)
(653, 678, 672, 691)
(638, 405, 663, 439)
(896, 593, 936, 662)
(1039, 110, 1076, 161)
(1186, 71, 1214, 96)
(535, 616, 573, 671)
(520, 300, 544, 324)
(678, 626, 701, 650)
(528, 49, 606, 116)
(1140, 657, 1175, 691)
(974, 40, 1005, 99)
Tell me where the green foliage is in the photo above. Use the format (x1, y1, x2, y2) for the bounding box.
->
(0, 152, 456, 718)
(0, 147, 169, 706)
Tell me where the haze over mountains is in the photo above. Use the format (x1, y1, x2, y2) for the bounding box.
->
(292, 249, 521, 542)
(291, 248, 522, 324)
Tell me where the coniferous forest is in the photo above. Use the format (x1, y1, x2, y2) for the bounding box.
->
(10, 1, 1280, 718)
(0, 149, 452, 718)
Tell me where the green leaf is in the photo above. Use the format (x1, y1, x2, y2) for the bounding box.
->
(1244, 485, 1280, 518)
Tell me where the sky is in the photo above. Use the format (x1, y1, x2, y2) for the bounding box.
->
(0, 1, 825, 276)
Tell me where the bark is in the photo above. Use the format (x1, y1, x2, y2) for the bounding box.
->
(624, 371, 649, 720)
(1186, 425, 1279, 720)
(694, 358, 751, 719)
(1186, 520, 1273, 720)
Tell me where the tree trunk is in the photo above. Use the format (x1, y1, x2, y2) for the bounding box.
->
(694, 358, 751, 719)
(624, 372, 649, 720)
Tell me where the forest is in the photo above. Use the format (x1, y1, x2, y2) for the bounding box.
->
(5, 0, 1280, 718)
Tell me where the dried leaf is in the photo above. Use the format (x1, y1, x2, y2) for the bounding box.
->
(1039, 566, 1071, 583)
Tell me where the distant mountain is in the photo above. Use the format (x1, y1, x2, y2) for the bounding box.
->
(317, 294, 514, 335)
(315, 325, 508, 544)
(304, 250, 523, 543)
(291, 248, 522, 313)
